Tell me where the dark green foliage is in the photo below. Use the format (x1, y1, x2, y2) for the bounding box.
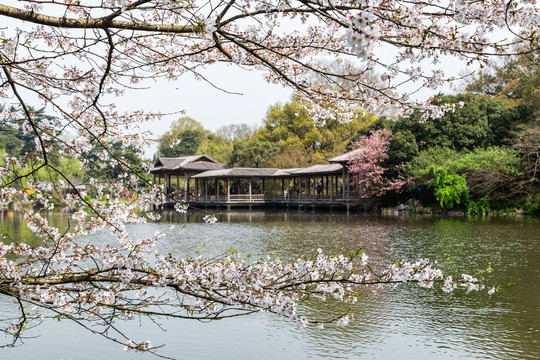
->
(386, 130, 418, 176)
(487, 104, 535, 146)
(391, 94, 504, 151)
(157, 117, 208, 157)
(523, 195, 540, 216)
(407, 146, 528, 211)
(159, 129, 206, 157)
(374, 94, 532, 158)
(85, 141, 146, 183)
(0, 106, 55, 157)
(0, 126, 24, 156)
(230, 140, 279, 168)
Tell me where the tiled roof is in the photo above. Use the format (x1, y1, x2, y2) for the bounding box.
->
(192, 168, 278, 178)
(152, 154, 346, 178)
(286, 163, 343, 175)
(327, 148, 363, 163)
(150, 154, 227, 172)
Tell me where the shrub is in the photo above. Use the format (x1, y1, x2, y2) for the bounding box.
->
(428, 167, 469, 209)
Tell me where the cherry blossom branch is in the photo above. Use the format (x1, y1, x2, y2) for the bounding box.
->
(0, 4, 203, 33)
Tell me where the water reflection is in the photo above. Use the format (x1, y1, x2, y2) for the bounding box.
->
(0, 209, 72, 246)
(0, 209, 539, 359)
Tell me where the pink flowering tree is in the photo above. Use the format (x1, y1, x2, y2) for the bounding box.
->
(0, 0, 531, 355)
(348, 129, 410, 199)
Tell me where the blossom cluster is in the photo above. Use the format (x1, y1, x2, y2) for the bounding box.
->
(348, 129, 411, 198)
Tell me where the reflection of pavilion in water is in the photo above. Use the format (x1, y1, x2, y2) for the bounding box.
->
(150, 150, 365, 210)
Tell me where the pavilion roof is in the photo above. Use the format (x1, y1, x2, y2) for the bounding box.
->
(150, 155, 227, 173)
(327, 148, 363, 163)
(286, 163, 343, 175)
(192, 168, 279, 178)
(272, 168, 303, 176)
(192, 164, 343, 178)
(150, 154, 347, 179)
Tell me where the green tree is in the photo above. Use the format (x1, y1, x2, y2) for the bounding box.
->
(158, 117, 208, 157)
(230, 139, 279, 168)
(86, 141, 146, 182)
(0, 125, 23, 157)
(267, 147, 324, 168)
(33, 157, 85, 186)
(386, 130, 418, 177)
(466, 48, 540, 115)
(258, 101, 376, 167)
(198, 123, 255, 164)
(197, 133, 233, 164)
(374, 94, 527, 157)
(0, 105, 56, 157)
(486, 104, 536, 146)
(416, 94, 499, 151)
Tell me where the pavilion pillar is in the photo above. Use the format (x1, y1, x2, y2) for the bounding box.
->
(187, 175, 191, 201)
(195, 179, 199, 201)
(226, 177, 230, 202)
(184, 174, 188, 201)
(341, 167, 346, 199)
(215, 178, 219, 200)
(249, 178, 253, 201)
(273, 179, 277, 201)
(204, 179, 208, 201)
(330, 175, 334, 201)
(347, 172, 350, 200)
(325, 176, 329, 197)
(288, 179, 291, 200)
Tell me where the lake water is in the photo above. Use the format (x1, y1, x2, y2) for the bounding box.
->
(1, 209, 539, 359)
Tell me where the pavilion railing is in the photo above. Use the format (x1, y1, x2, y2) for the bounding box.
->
(183, 193, 356, 203)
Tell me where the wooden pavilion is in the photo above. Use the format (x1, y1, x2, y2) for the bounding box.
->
(150, 149, 361, 209)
